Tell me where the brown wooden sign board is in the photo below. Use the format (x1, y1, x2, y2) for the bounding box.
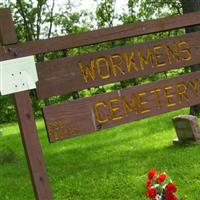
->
(43, 71, 200, 142)
(1, 10, 200, 61)
(37, 31, 200, 99)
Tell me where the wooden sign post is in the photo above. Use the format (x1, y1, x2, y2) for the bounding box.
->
(1, 7, 200, 199)
(0, 9, 52, 200)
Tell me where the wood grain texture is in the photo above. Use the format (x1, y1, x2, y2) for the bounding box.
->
(36, 31, 200, 99)
(43, 71, 200, 142)
(1, 11, 200, 61)
(0, 8, 52, 200)
(14, 92, 53, 199)
(0, 9, 17, 45)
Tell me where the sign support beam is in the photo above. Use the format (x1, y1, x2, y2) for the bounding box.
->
(0, 8, 52, 200)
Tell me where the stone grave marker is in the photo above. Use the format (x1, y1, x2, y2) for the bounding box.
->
(172, 115, 200, 144)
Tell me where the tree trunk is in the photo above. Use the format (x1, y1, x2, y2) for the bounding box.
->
(180, 0, 200, 116)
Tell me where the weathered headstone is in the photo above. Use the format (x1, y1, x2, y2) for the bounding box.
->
(172, 115, 200, 144)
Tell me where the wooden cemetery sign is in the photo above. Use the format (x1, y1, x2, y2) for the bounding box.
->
(43, 72, 200, 142)
(37, 31, 200, 98)
(1, 8, 200, 200)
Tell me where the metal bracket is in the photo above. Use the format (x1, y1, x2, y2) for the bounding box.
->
(0, 56, 38, 95)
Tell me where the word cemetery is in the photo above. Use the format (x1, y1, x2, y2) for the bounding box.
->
(44, 72, 200, 142)
(1, 8, 200, 200)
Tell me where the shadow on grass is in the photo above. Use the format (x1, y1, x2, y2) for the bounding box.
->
(0, 110, 188, 171)
(1, 108, 200, 199)
(43, 132, 200, 179)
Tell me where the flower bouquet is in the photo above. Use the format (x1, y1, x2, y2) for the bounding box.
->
(145, 168, 179, 200)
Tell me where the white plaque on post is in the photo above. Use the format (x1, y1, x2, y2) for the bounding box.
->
(0, 56, 38, 95)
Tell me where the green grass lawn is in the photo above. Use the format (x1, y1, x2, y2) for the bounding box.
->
(0, 109, 200, 200)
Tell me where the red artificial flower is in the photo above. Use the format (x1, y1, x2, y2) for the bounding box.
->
(145, 179, 152, 187)
(148, 168, 157, 180)
(157, 173, 166, 183)
(146, 187, 157, 199)
(165, 182, 177, 193)
(165, 192, 177, 200)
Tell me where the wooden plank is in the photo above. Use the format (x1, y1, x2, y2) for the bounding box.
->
(43, 71, 200, 142)
(1, 11, 200, 61)
(0, 8, 53, 200)
(36, 31, 200, 99)
(14, 92, 53, 199)
(0, 8, 17, 45)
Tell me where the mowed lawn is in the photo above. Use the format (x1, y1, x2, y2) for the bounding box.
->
(0, 109, 200, 200)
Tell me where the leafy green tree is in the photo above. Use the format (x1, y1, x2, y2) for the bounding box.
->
(95, 0, 116, 28)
